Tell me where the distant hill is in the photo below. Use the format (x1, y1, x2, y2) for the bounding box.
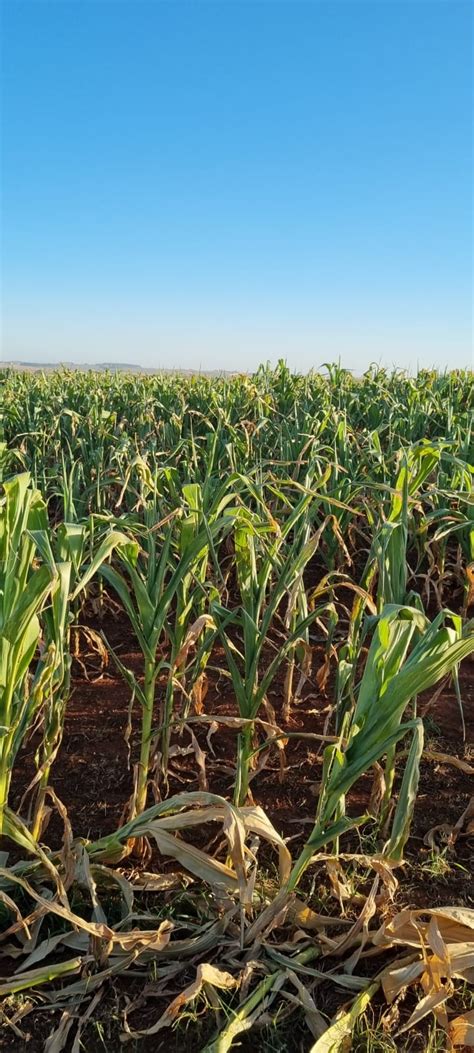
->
(2, 361, 235, 376)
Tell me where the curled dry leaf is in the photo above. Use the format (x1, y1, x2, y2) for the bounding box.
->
(122, 962, 239, 1040)
(328, 876, 379, 961)
(368, 762, 386, 817)
(130, 871, 189, 892)
(425, 796, 474, 852)
(0, 866, 173, 956)
(374, 906, 474, 952)
(371, 906, 474, 1048)
(423, 751, 474, 775)
(288, 899, 352, 931)
(185, 723, 209, 791)
(395, 983, 454, 1037)
(448, 1008, 474, 1047)
(173, 615, 215, 670)
(316, 651, 332, 695)
(466, 563, 474, 609)
(191, 670, 208, 713)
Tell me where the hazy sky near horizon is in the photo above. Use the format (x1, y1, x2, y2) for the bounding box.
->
(2, 0, 472, 373)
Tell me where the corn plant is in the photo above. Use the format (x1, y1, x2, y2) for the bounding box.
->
(23, 516, 132, 838)
(288, 603, 474, 889)
(0, 474, 62, 836)
(335, 444, 443, 729)
(96, 497, 234, 817)
(212, 492, 337, 805)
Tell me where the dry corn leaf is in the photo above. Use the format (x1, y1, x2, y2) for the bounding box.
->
(315, 652, 331, 694)
(289, 899, 352, 931)
(379, 955, 425, 1003)
(283, 969, 327, 1039)
(0, 867, 173, 955)
(130, 872, 188, 892)
(329, 876, 379, 959)
(43, 1012, 75, 1053)
(448, 1009, 474, 1047)
(423, 751, 474, 775)
(122, 963, 239, 1040)
(240, 804, 292, 885)
(243, 887, 291, 946)
(325, 857, 353, 908)
(191, 670, 208, 714)
(186, 724, 209, 791)
(466, 563, 474, 609)
(374, 906, 474, 950)
(148, 825, 239, 889)
(425, 796, 474, 852)
(396, 984, 453, 1036)
(173, 615, 215, 670)
(374, 905, 474, 1050)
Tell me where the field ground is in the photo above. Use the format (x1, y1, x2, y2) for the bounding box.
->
(1, 365, 473, 1052)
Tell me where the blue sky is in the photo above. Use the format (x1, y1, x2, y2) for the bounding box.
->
(2, 0, 472, 372)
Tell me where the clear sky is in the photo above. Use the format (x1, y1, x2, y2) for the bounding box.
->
(1, 0, 472, 372)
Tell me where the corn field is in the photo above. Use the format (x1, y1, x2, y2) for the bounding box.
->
(0, 362, 473, 1052)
